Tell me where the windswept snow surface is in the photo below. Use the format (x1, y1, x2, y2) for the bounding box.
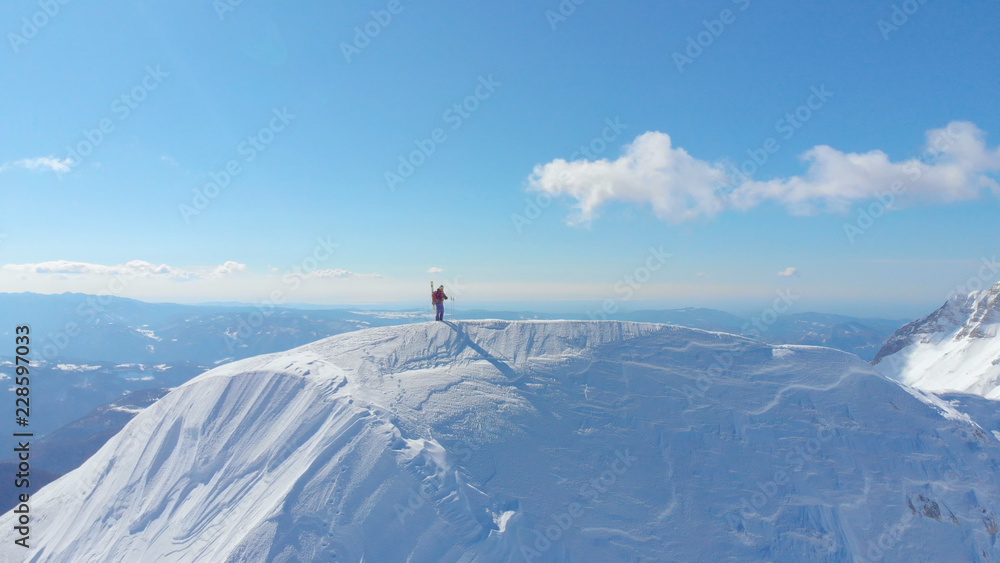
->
(874, 282, 1000, 398)
(4, 321, 1000, 562)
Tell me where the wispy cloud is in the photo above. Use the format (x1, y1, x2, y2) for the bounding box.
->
(161, 155, 180, 167)
(2, 260, 247, 281)
(288, 269, 383, 280)
(529, 121, 1000, 223)
(208, 261, 247, 278)
(777, 267, 799, 277)
(861, 258, 998, 265)
(427, 267, 444, 274)
(0, 156, 74, 174)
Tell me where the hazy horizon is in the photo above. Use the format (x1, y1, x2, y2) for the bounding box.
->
(2, 289, 923, 321)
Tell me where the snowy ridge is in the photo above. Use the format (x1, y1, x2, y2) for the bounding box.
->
(874, 282, 1000, 398)
(4, 320, 1000, 561)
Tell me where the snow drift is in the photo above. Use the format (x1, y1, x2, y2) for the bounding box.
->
(4, 320, 1000, 562)
(874, 281, 1000, 398)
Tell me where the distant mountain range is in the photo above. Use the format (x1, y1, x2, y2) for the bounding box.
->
(0, 292, 908, 513)
(0, 292, 414, 365)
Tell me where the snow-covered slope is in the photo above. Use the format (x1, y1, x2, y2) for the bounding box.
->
(4, 320, 1000, 562)
(873, 282, 1000, 398)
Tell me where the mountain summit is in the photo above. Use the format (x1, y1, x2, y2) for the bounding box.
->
(4, 320, 1000, 561)
(874, 281, 1000, 398)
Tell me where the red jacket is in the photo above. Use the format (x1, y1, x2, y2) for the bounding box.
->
(432, 289, 448, 304)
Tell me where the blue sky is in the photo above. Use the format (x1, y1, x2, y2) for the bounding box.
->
(1, 0, 998, 318)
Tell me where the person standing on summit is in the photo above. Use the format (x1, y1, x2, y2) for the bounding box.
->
(432, 285, 448, 321)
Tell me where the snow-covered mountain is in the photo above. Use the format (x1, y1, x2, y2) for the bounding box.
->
(873, 282, 1000, 398)
(4, 320, 1000, 562)
(0, 292, 903, 519)
(0, 388, 170, 513)
(456, 307, 904, 361)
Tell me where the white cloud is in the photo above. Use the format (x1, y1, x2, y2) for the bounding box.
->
(731, 122, 1000, 214)
(287, 269, 383, 280)
(2, 260, 247, 281)
(209, 261, 247, 278)
(529, 131, 727, 223)
(427, 267, 444, 274)
(161, 155, 180, 167)
(529, 122, 1000, 223)
(0, 156, 74, 174)
(777, 267, 798, 277)
(311, 269, 380, 279)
